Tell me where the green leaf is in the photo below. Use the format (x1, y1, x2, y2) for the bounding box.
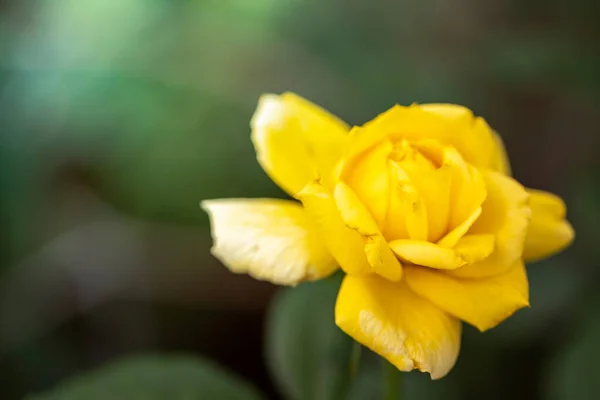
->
(25, 355, 266, 400)
(265, 273, 354, 400)
(544, 304, 600, 400)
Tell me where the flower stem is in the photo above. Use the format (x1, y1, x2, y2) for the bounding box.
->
(349, 341, 362, 378)
(384, 361, 401, 400)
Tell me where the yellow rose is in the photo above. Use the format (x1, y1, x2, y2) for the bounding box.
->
(202, 92, 574, 379)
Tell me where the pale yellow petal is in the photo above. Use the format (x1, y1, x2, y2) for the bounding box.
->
(523, 189, 574, 262)
(202, 198, 337, 285)
(389, 234, 494, 270)
(334, 182, 402, 281)
(449, 172, 531, 278)
(251, 93, 348, 197)
(298, 182, 371, 276)
(404, 260, 529, 331)
(335, 274, 462, 380)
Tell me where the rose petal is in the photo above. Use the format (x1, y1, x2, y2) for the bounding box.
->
(335, 274, 461, 380)
(251, 93, 348, 197)
(202, 198, 337, 285)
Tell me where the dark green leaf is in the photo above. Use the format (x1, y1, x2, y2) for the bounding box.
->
(265, 273, 354, 400)
(26, 355, 265, 400)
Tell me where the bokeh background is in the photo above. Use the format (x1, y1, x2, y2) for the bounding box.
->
(1, 0, 599, 399)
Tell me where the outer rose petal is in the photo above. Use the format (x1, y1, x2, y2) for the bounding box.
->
(419, 103, 511, 174)
(335, 274, 461, 380)
(491, 132, 512, 175)
(334, 182, 403, 282)
(251, 92, 348, 197)
(298, 182, 371, 276)
(523, 189, 574, 262)
(202, 198, 337, 285)
(404, 260, 529, 331)
(449, 171, 531, 278)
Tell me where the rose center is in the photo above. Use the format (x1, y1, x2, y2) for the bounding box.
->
(389, 139, 439, 174)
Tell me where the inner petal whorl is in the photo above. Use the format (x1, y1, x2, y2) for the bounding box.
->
(342, 136, 486, 247)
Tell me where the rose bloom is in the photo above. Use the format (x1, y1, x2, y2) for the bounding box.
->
(203, 93, 574, 379)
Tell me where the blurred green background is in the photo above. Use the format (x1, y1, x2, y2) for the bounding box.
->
(1, 0, 599, 399)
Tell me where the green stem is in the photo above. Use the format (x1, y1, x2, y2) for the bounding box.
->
(349, 341, 362, 378)
(384, 361, 401, 400)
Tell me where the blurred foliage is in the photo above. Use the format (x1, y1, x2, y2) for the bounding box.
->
(1, 0, 599, 399)
(545, 298, 600, 400)
(25, 355, 265, 400)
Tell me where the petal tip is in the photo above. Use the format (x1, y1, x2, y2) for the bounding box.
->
(199, 199, 216, 212)
(474, 299, 530, 332)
